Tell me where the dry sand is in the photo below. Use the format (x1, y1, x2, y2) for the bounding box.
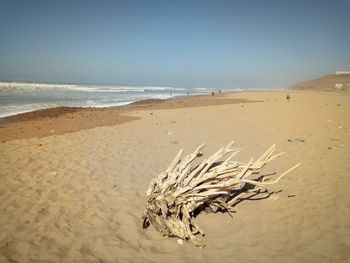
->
(0, 90, 349, 262)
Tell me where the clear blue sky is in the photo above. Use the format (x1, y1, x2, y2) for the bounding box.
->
(0, 0, 349, 89)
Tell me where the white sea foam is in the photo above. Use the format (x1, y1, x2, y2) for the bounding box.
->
(0, 82, 193, 118)
(0, 81, 241, 118)
(0, 82, 186, 93)
(0, 103, 59, 118)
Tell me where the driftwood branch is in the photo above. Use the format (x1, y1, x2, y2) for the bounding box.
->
(142, 141, 300, 247)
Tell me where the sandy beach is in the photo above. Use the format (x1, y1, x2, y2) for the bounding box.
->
(1, 90, 350, 262)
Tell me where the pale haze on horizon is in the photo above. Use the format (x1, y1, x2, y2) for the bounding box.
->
(0, 0, 349, 89)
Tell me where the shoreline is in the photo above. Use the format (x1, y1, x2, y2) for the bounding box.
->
(0, 88, 282, 120)
(1, 89, 348, 142)
(1, 89, 347, 142)
(0, 91, 263, 141)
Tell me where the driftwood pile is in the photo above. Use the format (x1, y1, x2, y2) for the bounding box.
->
(142, 141, 300, 247)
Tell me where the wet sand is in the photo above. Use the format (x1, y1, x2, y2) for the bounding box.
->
(0, 90, 349, 262)
(0, 95, 259, 141)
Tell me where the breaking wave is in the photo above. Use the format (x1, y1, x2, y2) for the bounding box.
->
(0, 81, 212, 118)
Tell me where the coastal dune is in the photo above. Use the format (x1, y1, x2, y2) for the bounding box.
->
(0, 90, 350, 262)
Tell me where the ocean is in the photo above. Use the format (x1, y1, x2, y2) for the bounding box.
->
(0, 82, 236, 118)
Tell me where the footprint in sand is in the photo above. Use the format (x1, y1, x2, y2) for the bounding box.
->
(35, 207, 49, 223)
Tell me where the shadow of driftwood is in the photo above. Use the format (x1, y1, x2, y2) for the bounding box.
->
(192, 173, 282, 218)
